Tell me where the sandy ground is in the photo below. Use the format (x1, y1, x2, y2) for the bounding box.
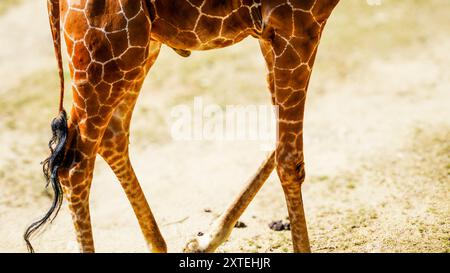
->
(0, 1, 448, 253)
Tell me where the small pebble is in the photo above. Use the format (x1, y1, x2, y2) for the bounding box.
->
(197, 232, 204, 236)
(234, 221, 247, 228)
(203, 208, 212, 213)
(269, 220, 291, 231)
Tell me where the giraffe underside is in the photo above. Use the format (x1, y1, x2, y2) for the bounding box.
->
(148, 0, 263, 51)
(152, 0, 341, 57)
(153, 0, 342, 54)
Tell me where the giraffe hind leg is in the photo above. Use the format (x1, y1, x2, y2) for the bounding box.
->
(58, 83, 121, 253)
(52, 0, 160, 253)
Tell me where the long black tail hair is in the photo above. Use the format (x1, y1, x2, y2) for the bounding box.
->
(24, 0, 68, 253)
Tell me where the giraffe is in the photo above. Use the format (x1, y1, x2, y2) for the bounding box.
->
(24, 0, 340, 253)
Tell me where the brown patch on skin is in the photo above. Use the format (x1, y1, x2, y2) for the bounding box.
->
(121, 0, 142, 18)
(84, 29, 113, 63)
(125, 67, 144, 81)
(72, 43, 91, 71)
(47, 0, 340, 253)
(128, 12, 151, 47)
(154, 0, 199, 31)
(86, 62, 103, 85)
(104, 14, 128, 32)
(170, 31, 196, 49)
(107, 30, 129, 57)
(201, 0, 238, 17)
(103, 61, 124, 84)
(117, 47, 147, 70)
(195, 15, 222, 43)
(63, 9, 88, 41)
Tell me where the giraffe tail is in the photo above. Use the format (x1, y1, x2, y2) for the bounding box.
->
(24, 0, 68, 253)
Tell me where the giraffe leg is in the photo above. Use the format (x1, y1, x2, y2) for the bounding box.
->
(258, 17, 329, 252)
(60, 73, 157, 252)
(98, 88, 167, 253)
(59, 130, 96, 253)
(98, 43, 167, 253)
(261, 39, 312, 252)
(185, 23, 327, 253)
(58, 0, 157, 252)
(59, 95, 117, 253)
(184, 151, 275, 253)
(60, 73, 147, 252)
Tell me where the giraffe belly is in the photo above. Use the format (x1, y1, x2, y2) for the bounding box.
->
(149, 0, 262, 51)
(151, 27, 255, 51)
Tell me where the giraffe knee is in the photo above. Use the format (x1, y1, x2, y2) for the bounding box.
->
(276, 149, 306, 186)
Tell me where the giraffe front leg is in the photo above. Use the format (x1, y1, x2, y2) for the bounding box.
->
(257, 0, 341, 251)
(269, 56, 312, 253)
(276, 139, 311, 253)
(258, 16, 327, 252)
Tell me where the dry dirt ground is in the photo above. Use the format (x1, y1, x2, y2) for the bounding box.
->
(0, 0, 448, 253)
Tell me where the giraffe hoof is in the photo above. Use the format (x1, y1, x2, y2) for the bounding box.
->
(183, 238, 204, 253)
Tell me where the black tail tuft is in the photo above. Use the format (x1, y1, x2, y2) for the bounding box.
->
(24, 110, 68, 253)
